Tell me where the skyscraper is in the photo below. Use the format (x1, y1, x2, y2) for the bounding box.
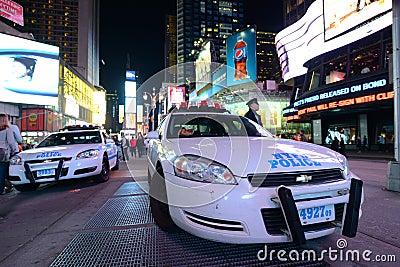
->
(176, 0, 245, 84)
(0, 0, 100, 86)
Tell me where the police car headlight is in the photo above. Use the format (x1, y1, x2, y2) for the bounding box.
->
(336, 154, 350, 178)
(10, 155, 22, 165)
(174, 155, 237, 185)
(76, 149, 99, 159)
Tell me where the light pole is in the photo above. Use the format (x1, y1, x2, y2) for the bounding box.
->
(143, 92, 153, 132)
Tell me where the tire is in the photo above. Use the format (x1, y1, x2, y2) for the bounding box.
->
(149, 166, 180, 232)
(93, 156, 110, 183)
(14, 183, 39, 192)
(112, 158, 119, 170)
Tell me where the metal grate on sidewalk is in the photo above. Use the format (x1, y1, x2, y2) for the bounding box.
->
(113, 181, 146, 196)
(50, 226, 328, 267)
(83, 195, 153, 229)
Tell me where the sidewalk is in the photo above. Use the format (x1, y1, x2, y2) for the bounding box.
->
(345, 150, 395, 161)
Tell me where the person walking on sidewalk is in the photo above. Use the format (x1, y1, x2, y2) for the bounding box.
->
(130, 135, 137, 158)
(0, 113, 19, 194)
(121, 133, 130, 161)
(362, 135, 368, 151)
(136, 132, 145, 157)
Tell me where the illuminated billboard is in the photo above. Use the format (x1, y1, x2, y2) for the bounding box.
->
(168, 86, 185, 110)
(195, 41, 212, 92)
(0, 0, 24, 26)
(0, 33, 59, 106)
(324, 0, 391, 41)
(126, 70, 136, 81)
(226, 28, 257, 86)
(275, 0, 392, 82)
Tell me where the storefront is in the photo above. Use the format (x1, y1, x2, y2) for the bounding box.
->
(283, 71, 394, 150)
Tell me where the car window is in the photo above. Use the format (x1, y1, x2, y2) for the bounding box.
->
(166, 114, 273, 138)
(37, 131, 102, 147)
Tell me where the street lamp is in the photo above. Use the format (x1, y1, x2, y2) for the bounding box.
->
(143, 92, 153, 131)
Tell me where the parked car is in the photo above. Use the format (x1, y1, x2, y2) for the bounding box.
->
(146, 104, 363, 244)
(9, 125, 119, 192)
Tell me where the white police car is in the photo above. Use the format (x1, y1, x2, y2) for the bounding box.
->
(9, 125, 119, 192)
(147, 105, 363, 244)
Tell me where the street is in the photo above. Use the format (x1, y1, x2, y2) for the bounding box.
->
(0, 157, 399, 266)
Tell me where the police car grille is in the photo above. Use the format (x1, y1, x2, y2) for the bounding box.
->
(261, 203, 345, 235)
(26, 157, 72, 164)
(183, 210, 244, 232)
(248, 169, 344, 187)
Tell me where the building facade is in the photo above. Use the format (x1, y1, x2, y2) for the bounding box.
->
(278, 0, 393, 150)
(176, 0, 245, 84)
(256, 31, 281, 83)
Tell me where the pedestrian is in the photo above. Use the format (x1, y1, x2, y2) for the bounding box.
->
(244, 98, 263, 126)
(130, 135, 137, 157)
(362, 135, 368, 151)
(356, 136, 362, 153)
(0, 113, 19, 194)
(136, 132, 145, 157)
(300, 129, 308, 142)
(330, 137, 340, 152)
(339, 138, 346, 156)
(378, 135, 385, 152)
(8, 115, 23, 150)
(120, 132, 130, 161)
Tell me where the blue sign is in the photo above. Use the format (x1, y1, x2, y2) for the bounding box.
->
(125, 70, 136, 81)
(226, 28, 257, 86)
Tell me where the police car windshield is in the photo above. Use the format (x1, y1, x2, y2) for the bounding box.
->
(167, 114, 272, 138)
(37, 131, 102, 147)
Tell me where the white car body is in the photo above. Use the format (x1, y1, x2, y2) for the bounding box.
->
(9, 127, 118, 191)
(147, 107, 364, 244)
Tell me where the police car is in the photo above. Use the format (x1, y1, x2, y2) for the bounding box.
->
(146, 104, 363, 244)
(9, 125, 119, 192)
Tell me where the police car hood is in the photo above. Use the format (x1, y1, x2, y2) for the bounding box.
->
(18, 144, 102, 160)
(168, 137, 344, 176)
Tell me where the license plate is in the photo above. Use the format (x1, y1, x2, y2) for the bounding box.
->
(37, 169, 56, 177)
(298, 204, 335, 225)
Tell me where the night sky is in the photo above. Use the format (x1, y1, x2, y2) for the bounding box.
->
(99, 1, 284, 94)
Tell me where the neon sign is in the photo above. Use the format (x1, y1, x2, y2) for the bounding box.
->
(297, 91, 394, 116)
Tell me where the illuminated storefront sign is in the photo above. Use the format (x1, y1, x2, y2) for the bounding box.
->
(294, 77, 388, 108)
(297, 91, 394, 116)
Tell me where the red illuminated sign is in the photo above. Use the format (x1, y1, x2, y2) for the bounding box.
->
(0, 0, 24, 26)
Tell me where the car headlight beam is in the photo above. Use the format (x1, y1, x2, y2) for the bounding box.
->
(174, 155, 237, 185)
(76, 149, 99, 159)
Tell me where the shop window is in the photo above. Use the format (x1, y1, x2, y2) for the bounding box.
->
(350, 43, 381, 77)
(325, 126, 356, 145)
(322, 52, 347, 85)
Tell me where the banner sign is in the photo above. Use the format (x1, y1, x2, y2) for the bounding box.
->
(0, 0, 24, 26)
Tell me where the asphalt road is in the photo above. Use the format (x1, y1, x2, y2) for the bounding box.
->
(0, 158, 398, 267)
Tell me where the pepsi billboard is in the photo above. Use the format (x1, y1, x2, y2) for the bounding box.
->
(226, 28, 257, 87)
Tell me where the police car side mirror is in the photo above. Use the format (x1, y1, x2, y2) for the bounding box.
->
(146, 131, 160, 140)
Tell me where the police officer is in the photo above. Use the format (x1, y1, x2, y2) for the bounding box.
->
(244, 98, 263, 126)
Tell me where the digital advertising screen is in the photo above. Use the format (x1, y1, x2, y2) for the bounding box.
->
(168, 86, 186, 110)
(0, 33, 59, 106)
(324, 0, 391, 41)
(275, 0, 392, 82)
(195, 41, 212, 92)
(226, 28, 257, 87)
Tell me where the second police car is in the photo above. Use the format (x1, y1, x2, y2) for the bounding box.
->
(146, 104, 364, 244)
(9, 125, 119, 192)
